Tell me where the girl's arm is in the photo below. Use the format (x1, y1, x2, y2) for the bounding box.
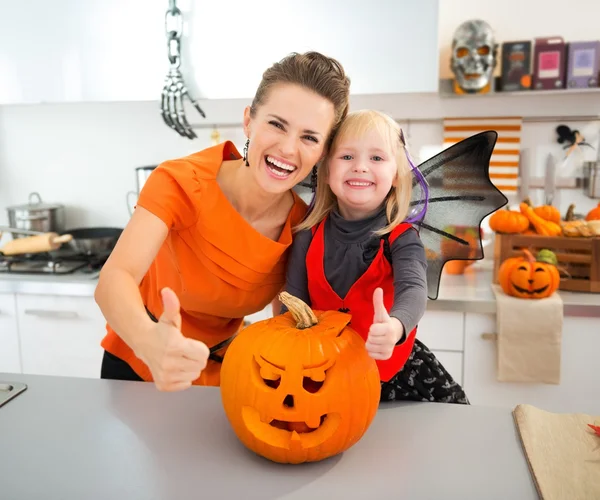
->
(389, 229, 428, 343)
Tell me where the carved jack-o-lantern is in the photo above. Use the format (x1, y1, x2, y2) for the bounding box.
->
(220, 292, 381, 464)
(498, 249, 560, 299)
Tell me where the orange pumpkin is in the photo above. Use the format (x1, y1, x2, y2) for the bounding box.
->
(440, 225, 480, 260)
(586, 202, 600, 221)
(533, 205, 561, 224)
(489, 209, 530, 234)
(220, 292, 380, 464)
(520, 203, 562, 236)
(498, 249, 560, 299)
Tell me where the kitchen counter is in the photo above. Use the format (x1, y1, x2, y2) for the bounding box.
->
(2, 259, 599, 317)
(430, 263, 600, 317)
(0, 373, 538, 500)
(0, 270, 99, 296)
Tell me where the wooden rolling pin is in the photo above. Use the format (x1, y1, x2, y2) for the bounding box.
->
(0, 233, 73, 255)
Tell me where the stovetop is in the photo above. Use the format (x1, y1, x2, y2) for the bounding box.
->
(0, 249, 110, 276)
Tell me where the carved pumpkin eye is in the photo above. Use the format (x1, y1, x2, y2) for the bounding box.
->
(303, 376, 324, 393)
(253, 356, 282, 389)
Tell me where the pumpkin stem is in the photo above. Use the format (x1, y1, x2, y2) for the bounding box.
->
(522, 248, 536, 264)
(522, 197, 532, 206)
(565, 203, 576, 222)
(279, 292, 318, 329)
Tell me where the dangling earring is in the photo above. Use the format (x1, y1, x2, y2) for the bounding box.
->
(243, 138, 250, 167)
(310, 165, 318, 192)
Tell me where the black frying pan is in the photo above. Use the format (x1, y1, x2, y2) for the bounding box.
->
(61, 227, 123, 256)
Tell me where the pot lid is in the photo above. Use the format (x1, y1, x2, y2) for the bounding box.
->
(6, 192, 64, 211)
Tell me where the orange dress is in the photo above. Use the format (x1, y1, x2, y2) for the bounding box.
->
(100, 141, 307, 386)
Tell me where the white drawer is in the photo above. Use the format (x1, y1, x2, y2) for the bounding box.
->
(16, 294, 106, 378)
(0, 293, 21, 373)
(416, 311, 464, 352)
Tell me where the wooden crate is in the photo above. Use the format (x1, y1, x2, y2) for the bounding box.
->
(493, 233, 600, 293)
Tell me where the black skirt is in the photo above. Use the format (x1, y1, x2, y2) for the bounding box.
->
(380, 339, 469, 404)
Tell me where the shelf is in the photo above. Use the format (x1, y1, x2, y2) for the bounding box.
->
(438, 78, 600, 99)
(184, 81, 600, 129)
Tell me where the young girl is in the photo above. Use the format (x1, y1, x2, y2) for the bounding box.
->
(283, 109, 469, 404)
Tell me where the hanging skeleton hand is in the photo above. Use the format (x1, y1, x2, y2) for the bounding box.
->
(161, 66, 206, 139)
(161, 1, 206, 139)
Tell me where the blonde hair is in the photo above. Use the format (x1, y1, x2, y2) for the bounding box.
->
(250, 52, 351, 141)
(296, 109, 413, 236)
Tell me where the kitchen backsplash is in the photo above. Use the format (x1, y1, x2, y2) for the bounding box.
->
(0, 100, 598, 243)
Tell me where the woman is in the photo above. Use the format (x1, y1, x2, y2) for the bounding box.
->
(95, 51, 351, 392)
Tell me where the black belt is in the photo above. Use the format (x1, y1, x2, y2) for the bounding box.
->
(145, 307, 235, 363)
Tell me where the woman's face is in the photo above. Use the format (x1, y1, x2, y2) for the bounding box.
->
(243, 83, 335, 194)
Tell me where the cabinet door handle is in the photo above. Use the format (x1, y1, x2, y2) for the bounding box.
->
(481, 332, 497, 341)
(24, 309, 79, 319)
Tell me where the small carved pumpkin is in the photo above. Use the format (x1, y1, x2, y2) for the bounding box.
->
(498, 249, 560, 299)
(489, 209, 529, 234)
(586, 202, 600, 221)
(220, 292, 380, 464)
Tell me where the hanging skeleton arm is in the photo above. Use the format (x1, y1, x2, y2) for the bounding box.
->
(161, 1, 206, 139)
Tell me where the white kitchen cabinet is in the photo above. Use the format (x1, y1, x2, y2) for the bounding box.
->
(16, 294, 106, 379)
(463, 313, 600, 415)
(0, 0, 165, 104)
(183, 0, 439, 99)
(1, 0, 439, 104)
(0, 293, 22, 374)
(417, 310, 465, 352)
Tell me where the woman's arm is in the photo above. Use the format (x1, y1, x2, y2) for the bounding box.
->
(94, 206, 209, 391)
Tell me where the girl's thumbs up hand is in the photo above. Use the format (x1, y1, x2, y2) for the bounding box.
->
(365, 288, 404, 361)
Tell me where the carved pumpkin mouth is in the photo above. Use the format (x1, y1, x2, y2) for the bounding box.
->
(269, 415, 327, 433)
(511, 282, 549, 295)
(242, 406, 341, 450)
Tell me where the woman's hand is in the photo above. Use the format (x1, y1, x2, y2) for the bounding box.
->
(137, 287, 210, 391)
(365, 287, 404, 361)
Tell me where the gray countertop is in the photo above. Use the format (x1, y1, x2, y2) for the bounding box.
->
(0, 373, 538, 500)
(1, 259, 599, 317)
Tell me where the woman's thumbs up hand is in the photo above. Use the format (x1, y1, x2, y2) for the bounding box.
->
(137, 287, 210, 391)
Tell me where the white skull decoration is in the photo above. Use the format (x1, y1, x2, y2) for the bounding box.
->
(450, 20, 497, 93)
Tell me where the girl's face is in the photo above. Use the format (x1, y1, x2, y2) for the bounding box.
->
(243, 83, 335, 195)
(326, 129, 398, 220)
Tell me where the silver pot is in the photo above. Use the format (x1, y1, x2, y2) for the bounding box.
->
(6, 192, 65, 238)
(127, 166, 157, 216)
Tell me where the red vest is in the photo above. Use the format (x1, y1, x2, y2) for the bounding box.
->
(306, 219, 418, 382)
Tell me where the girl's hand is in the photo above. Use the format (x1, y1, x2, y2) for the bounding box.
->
(365, 287, 404, 361)
(136, 287, 210, 391)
